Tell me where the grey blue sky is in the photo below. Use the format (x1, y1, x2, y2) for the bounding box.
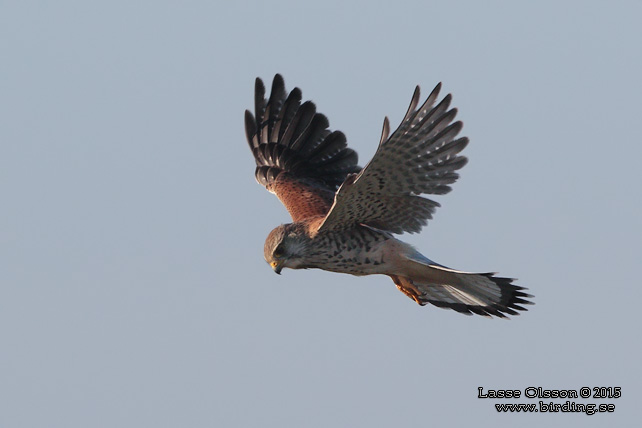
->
(1, 1, 640, 427)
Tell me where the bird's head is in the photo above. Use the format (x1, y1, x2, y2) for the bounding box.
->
(264, 223, 309, 274)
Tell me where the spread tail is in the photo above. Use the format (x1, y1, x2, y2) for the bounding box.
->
(390, 254, 533, 318)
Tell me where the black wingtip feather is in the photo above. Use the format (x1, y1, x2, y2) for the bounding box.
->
(244, 110, 257, 150)
(254, 77, 266, 123)
(245, 75, 360, 190)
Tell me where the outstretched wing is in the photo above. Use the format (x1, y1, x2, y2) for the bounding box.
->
(317, 83, 469, 234)
(244, 74, 361, 222)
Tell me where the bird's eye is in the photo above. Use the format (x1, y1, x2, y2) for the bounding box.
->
(273, 245, 285, 258)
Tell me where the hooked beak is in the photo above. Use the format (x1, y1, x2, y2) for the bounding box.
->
(270, 260, 283, 275)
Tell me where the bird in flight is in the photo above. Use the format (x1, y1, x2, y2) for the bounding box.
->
(244, 74, 532, 317)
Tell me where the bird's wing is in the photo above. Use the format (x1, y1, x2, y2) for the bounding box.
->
(245, 75, 361, 222)
(317, 83, 468, 234)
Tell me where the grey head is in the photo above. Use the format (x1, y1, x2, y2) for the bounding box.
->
(264, 223, 310, 274)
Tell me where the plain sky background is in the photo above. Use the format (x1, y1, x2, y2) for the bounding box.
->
(2, 1, 641, 427)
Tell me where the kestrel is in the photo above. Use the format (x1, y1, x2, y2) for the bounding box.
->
(244, 74, 533, 317)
